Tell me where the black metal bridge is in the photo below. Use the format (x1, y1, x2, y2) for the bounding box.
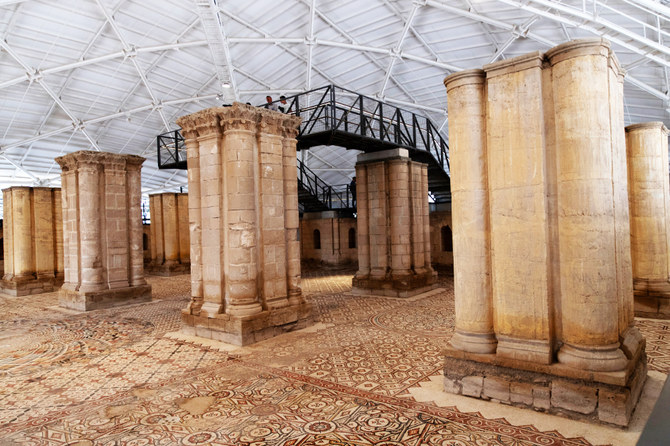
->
(157, 85, 451, 210)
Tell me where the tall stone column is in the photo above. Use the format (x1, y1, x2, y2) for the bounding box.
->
(442, 39, 646, 427)
(0, 187, 64, 296)
(443, 70, 496, 354)
(352, 148, 436, 297)
(484, 52, 553, 364)
(147, 192, 190, 276)
(548, 39, 629, 372)
(626, 122, 670, 318)
(177, 103, 312, 346)
(56, 151, 151, 310)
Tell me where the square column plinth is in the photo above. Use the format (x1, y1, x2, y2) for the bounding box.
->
(1, 187, 63, 296)
(147, 193, 190, 276)
(352, 149, 437, 298)
(56, 151, 151, 311)
(177, 103, 311, 346)
(443, 38, 646, 426)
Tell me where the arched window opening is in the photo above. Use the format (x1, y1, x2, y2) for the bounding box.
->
(441, 226, 453, 252)
(143, 233, 149, 251)
(0, 237, 3, 260)
(348, 228, 356, 249)
(313, 229, 321, 250)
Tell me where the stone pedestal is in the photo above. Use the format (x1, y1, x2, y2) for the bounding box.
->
(56, 151, 151, 311)
(352, 149, 436, 297)
(176, 103, 311, 346)
(443, 38, 646, 427)
(1, 187, 63, 296)
(626, 122, 670, 318)
(147, 193, 190, 276)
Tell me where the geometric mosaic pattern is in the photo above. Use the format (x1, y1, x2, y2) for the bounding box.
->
(1, 267, 660, 445)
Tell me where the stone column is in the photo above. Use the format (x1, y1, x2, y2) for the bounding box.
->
(442, 39, 646, 427)
(484, 52, 553, 364)
(548, 39, 629, 372)
(352, 148, 436, 297)
(177, 103, 312, 346)
(626, 122, 670, 318)
(443, 70, 496, 354)
(0, 187, 64, 296)
(56, 151, 151, 310)
(147, 192, 190, 276)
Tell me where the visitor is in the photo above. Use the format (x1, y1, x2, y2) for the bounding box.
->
(278, 95, 290, 113)
(350, 176, 356, 208)
(265, 95, 278, 111)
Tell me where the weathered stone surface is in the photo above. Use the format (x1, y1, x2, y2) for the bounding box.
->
(443, 38, 647, 426)
(626, 122, 670, 319)
(55, 151, 151, 309)
(483, 376, 510, 403)
(510, 382, 533, 406)
(352, 149, 436, 298)
(147, 193, 190, 276)
(177, 103, 310, 344)
(1, 187, 63, 296)
(461, 376, 483, 398)
(551, 381, 597, 415)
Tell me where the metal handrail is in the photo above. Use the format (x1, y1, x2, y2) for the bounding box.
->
(297, 158, 354, 210)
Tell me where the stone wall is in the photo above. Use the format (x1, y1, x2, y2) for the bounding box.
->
(177, 103, 311, 346)
(1, 187, 63, 296)
(56, 151, 151, 311)
(443, 38, 645, 426)
(300, 211, 357, 265)
(429, 207, 453, 270)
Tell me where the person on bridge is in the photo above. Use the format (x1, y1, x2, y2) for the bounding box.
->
(350, 176, 357, 209)
(265, 95, 278, 111)
(278, 95, 290, 113)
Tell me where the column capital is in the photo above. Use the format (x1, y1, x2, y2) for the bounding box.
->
(545, 37, 610, 66)
(443, 69, 485, 92)
(625, 121, 669, 135)
(177, 108, 221, 139)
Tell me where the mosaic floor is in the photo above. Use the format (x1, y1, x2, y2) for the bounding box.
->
(0, 267, 667, 446)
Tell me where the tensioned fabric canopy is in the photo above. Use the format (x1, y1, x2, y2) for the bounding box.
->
(1, 0, 669, 214)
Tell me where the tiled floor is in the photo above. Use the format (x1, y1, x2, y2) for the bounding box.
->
(0, 267, 667, 445)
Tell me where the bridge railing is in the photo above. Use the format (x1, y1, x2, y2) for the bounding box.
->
(269, 85, 450, 176)
(157, 130, 186, 169)
(297, 158, 354, 210)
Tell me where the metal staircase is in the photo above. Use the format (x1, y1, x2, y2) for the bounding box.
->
(157, 84, 451, 206)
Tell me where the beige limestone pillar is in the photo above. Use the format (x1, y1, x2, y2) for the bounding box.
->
(352, 148, 436, 297)
(147, 192, 190, 276)
(56, 151, 151, 310)
(442, 39, 646, 426)
(548, 39, 629, 372)
(626, 122, 670, 318)
(443, 70, 496, 354)
(0, 187, 64, 296)
(484, 52, 553, 364)
(177, 103, 311, 346)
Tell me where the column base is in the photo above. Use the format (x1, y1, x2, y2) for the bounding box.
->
(0, 274, 64, 297)
(450, 329, 497, 354)
(351, 270, 437, 298)
(181, 301, 313, 346)
(634, 278, 670, 318)
(443, 343, 647, 427)
(145, 261, 191, 277)
(59, 284, 152, 311)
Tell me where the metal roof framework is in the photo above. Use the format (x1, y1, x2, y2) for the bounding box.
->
(1, 0, 669, 213)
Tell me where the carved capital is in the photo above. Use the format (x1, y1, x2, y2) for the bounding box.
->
(280, 114, 302, 138)
(177, 108, 221, 139)
(219, 102, 258, 133)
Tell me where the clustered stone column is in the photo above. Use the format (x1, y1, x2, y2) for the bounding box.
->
(352, 148, 436, 297)
(176, 103, 311, 346)
(147, 193, 190, 275)
(56, 151, 151, 310)
(626, 122, 670, 318)
(443, 38, 646, 427)
(1, 187, 63, 296)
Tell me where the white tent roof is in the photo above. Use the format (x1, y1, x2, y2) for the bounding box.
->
(1, 0, 669, 213)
